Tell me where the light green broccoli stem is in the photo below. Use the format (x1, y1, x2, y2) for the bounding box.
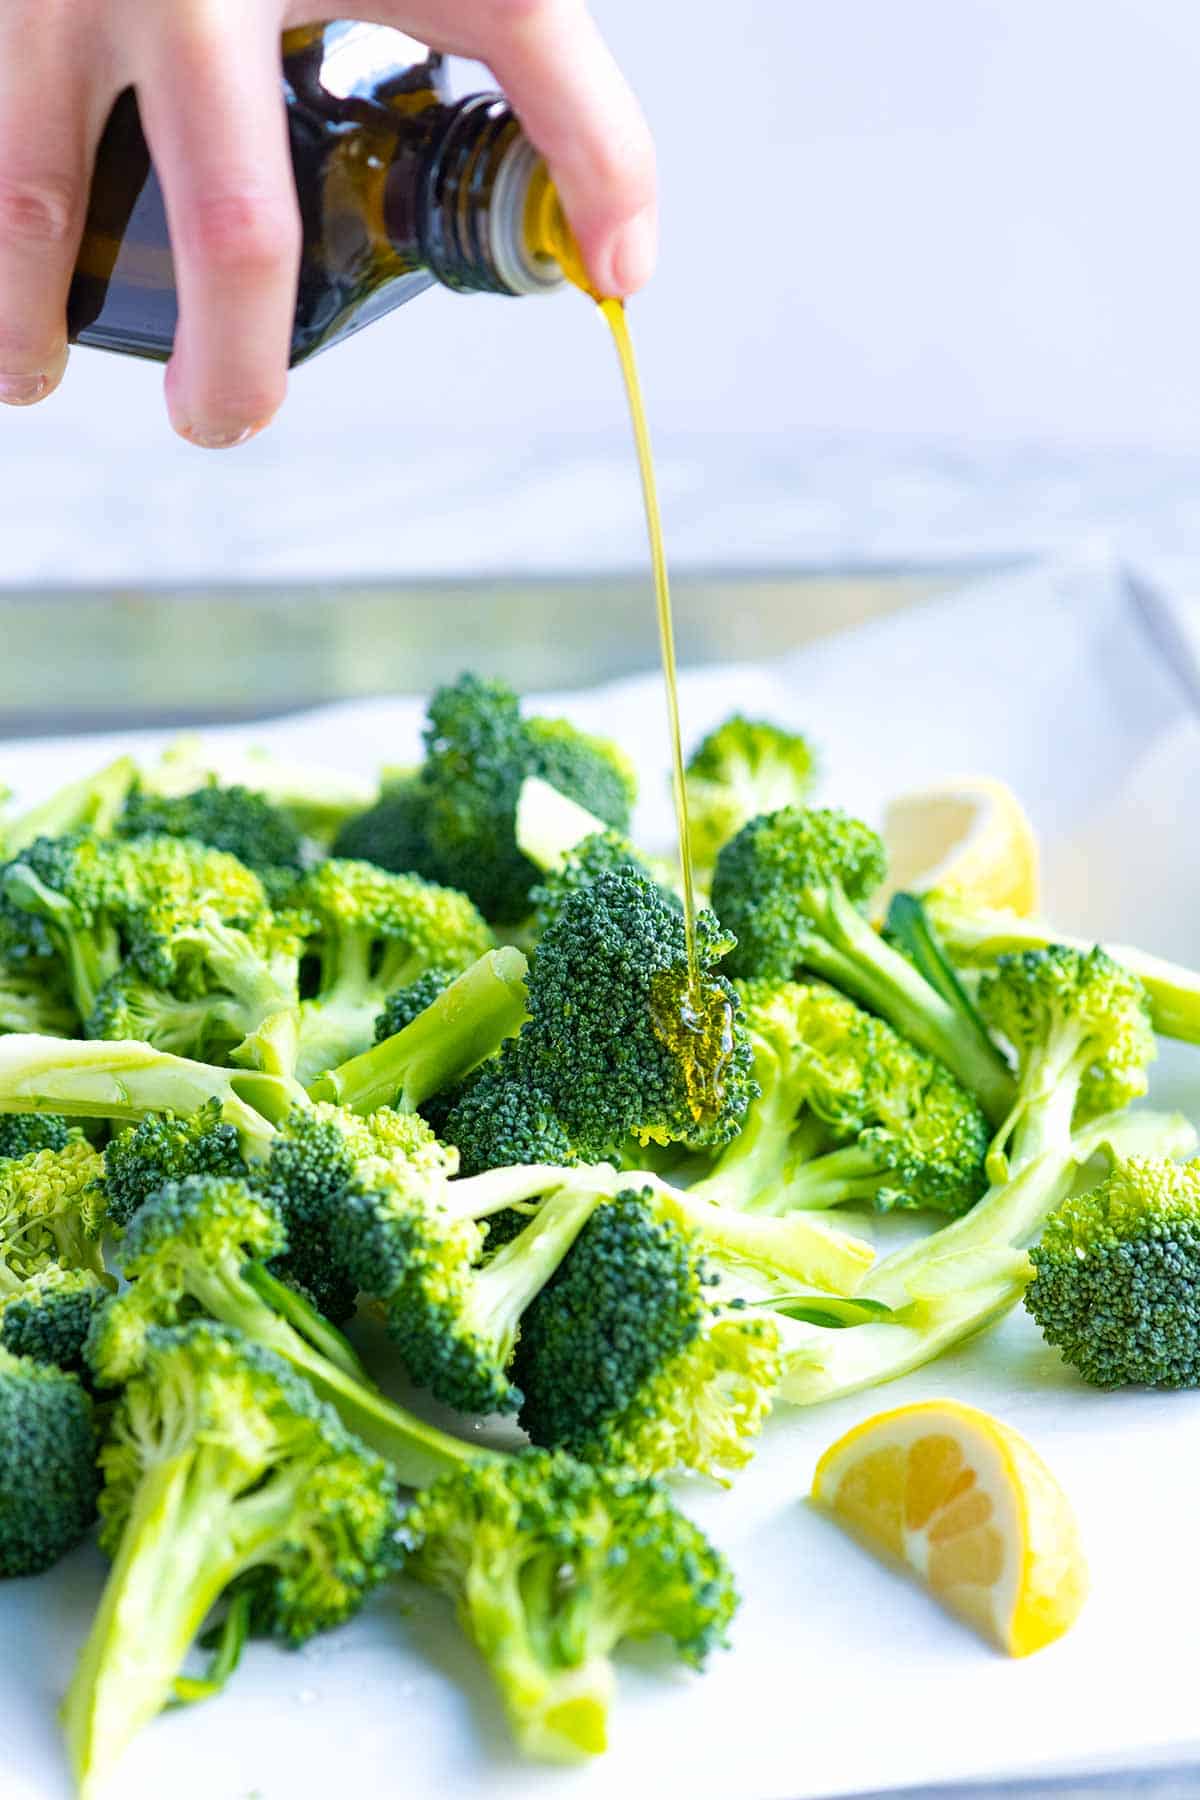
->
(309, 948, 529, 1113)
(643, 1175, 874, 1294)
(294, 932, 434, 1087)
(775, 1142, 891, 1211)
(0, 1036, 283, 1163)
(182, 914, 300, 1073)
(987, 1020, 1093, 1182)
(462, 1183, 608, 1369)
(930, 900, 1200, 1046)
(515, 777, 611, 874)
(448, 1163, 585, 1219)
(793, 885, 1014, 1125)
(3, 755, 136, 857)
(687, 1073, 825, 1213)
(63, 1443, 304, 1799)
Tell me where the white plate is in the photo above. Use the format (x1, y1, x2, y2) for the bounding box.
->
(6, 555, 1200, 1800)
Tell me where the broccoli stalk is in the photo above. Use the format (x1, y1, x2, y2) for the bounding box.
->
(309, 946, 529, 1113)
(87, 1176, 494, 1488)
(711, 808, 1015, 1123)
(2, 755, 136, 857)
(400, 1449, 737, 1763)
(922, 891, 1200, 1046)
(62, 1323, 401, 1798)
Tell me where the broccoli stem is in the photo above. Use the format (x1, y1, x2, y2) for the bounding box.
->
(2, 865, 122, 1021)
(62, 1450, 258, 1796)
(0, 1036, 281, 1162)
(773, 1142, 890, 1211)
(987, 1025, 1091, 1182)
(687, 1083, 826, 1213)
(649, 1178, 874, 1294)
(3, 755, 136, 857)
(793, 886, 1015, 1125)
(241, 1260, 370, 1382)
(309, 948, 529, 1114)
(448, 1163, 586, 1218)
(515, 777, 611, 874)
(463, 1185, 609, 1370)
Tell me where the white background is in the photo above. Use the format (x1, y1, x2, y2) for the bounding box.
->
(4, 2, 1200, 579)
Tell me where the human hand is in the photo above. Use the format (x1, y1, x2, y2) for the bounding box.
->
(0, 1, 656, 444)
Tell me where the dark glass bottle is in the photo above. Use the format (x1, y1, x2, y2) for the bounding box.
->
(66, 22, 564, 366)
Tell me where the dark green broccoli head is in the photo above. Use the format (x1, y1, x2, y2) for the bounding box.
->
(0, 1266, 109, 1373)
(415, 674, 637, 923)
(400, 1445, 737, 1761)
(0, 1343, 97, 1574)
(442, 1042, 581, 1176)
(117, 784, 305, 899)
(529, 829, 667, 936)
(685, 715, 818, 868)
(1027, 1157, 1200, 1387)
(522, 868, 756, 1161)
(331, 778, 433, 874)
(514, 1187, 781, 1482)
(0, 1111, 71, 1160)
(711, 807, 887, 981)
(979, 945, 1155, 1123)
(373, 966, 456, 1043)
(103, 1101, 248, 1229)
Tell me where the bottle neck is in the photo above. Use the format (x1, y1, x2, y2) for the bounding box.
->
(415, 94, 564, 297)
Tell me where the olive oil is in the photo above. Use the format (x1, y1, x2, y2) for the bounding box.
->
(67, 24, 563, 364)
(525, 192, 732, 1121)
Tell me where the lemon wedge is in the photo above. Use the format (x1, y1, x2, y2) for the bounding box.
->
(811, 1399, 1087, 1656)
(879, 776, 1040, 917)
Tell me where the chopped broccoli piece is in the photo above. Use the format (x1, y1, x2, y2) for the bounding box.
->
(517, 868, 757, 1162)
(1026, 1157, 1200, 1387)
(61, 1322, 402, 1796)
(0, 1343, 97, 1575)
(0, 830, 126, 1020)
(0, 1133, 109, 1284)
(86, 1174, 489, 1484)
(400, 1448, 737, 1762)
(0, 1266, 109, 1372)
(138, 736, 375, 845)
(685, 715, 817, 870)
(979, 946, 1155, 1180)
(117, 783, 305, 898)
(103, 1100, 249, 1229)
(331, 776, 433, 874)
(0, 1110, 71, 1159)
(924, 892, 1200, 1048)
(289, 857, 493, 1084)
(514, 1187, 780, 1483)
(414, 674, 636, 923)
(442, 1044, 582, 1175)
(711, 807, 1015, 1123)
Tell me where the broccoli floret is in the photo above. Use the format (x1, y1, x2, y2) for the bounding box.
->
(0, 1133, 109, 1284)
(288, 857, 493, 1084)
(86, 1175, 488, 1484)
(529, 830, 669, 937)
(414, 674, 636, 923)
(2, 755, 136, 858)
(922, 891, 1200, 1048)
(313, 947, 528, 1115)
(399, 1448, 737, 1762)
(117, 783, 305, 898)
(0, 1110, 70, 1159)
(685, 715, 817, 871)
(344, 1173, 608, 1414)
(442, 1043, 582, 1175)
(0, 830, 126, 1020)
(517, 868, 757, 1162)
(513, 1188, 781, 1482)
(979, 946, 1155, 1180)
(0, 1266, 110, 1372)
(103, 1101, 249, 1228)
(331, 775, 434, 873)
(1025, 1157, 1200, 1386)
(0, 1343, 97, 1575)
(61, 1322, 402, 1796)
(687, 979, 987, 1218)
(138, 736, 376, 845)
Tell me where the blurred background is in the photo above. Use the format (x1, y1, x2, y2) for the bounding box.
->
(2, 0, 1200, 715)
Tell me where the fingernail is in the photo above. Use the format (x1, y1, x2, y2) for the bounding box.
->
(610, 206, 657, 295)
(0, 372, 52, 406)
(177, 420, 266, 450)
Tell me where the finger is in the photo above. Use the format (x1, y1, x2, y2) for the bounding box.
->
(480, 2, 655, 295)
(0, 11, 115, 404)
(134, 4, 300, 448)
